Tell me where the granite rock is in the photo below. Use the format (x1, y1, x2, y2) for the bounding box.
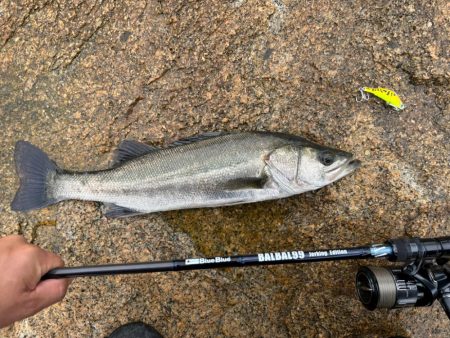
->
(0, 0, 449, 337)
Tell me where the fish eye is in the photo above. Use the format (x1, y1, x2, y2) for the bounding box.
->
(318, 151, 335, 166)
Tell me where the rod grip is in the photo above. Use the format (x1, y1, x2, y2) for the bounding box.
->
(388, 237, 450, 262)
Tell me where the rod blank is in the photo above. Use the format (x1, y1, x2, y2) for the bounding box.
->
(42, 244, 391, 280)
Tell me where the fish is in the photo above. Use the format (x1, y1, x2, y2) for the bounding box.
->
(11, 132, 361, 218)
(358, 87, 405, 111)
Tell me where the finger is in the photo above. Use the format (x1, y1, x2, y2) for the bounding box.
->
(23, 246, 65, 289)
(7, 278, 69, 326)
(28, 278, 70, 313)
(33, 247, 65, 276)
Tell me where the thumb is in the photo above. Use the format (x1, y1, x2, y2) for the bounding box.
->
(29, 278, 70, 312)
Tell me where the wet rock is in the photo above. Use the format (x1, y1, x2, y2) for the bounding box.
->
(0, 0, 448, 336)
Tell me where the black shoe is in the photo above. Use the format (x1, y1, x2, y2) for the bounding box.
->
(108, 322, 163, 338)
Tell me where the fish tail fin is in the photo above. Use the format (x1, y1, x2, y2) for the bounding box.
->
(11, 141, 61, 212)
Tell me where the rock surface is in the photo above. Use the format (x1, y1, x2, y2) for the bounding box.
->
(0, 0, 449, 336)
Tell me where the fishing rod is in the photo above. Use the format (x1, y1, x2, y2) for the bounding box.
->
(43, 236, 450, 319)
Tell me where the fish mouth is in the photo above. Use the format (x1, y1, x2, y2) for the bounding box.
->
(345, 158, 361, 171)
(325, 157, 361, 181)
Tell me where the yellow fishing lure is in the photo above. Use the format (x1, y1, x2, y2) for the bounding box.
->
(358, 87, 405, 111)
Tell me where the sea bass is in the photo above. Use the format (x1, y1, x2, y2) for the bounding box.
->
(11, 132, 360, 217)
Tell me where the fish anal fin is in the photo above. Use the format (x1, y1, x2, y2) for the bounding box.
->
(111, 140, 159, 167)
(103, 203, 144, 218)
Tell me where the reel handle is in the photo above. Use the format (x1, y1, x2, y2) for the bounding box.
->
(435, 270, 450, 320)
(438, 294, 450, 320)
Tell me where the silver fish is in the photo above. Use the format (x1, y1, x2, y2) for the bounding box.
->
(11, 132, 360, 217)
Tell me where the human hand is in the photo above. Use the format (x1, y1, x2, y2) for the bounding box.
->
(0, 235, 71, 328)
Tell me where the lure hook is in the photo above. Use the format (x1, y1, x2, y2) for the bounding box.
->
(356, 87, 370, 102)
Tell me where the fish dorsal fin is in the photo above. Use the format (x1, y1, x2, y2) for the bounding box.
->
(168, 132, 226, 147)
(102, 203, 144, 218)
(112, 140, 159, 166)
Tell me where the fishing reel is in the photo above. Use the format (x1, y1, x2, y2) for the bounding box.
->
(356, 237, 450, 319)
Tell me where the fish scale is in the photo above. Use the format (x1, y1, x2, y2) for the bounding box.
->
(56, 134, 273, 211)
(11, 132, 361, 217)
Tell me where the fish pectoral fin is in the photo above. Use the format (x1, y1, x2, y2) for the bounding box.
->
(111, 140, 160, 167)
(102, 203, 145, 218)
(221, 177, 267, 191)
